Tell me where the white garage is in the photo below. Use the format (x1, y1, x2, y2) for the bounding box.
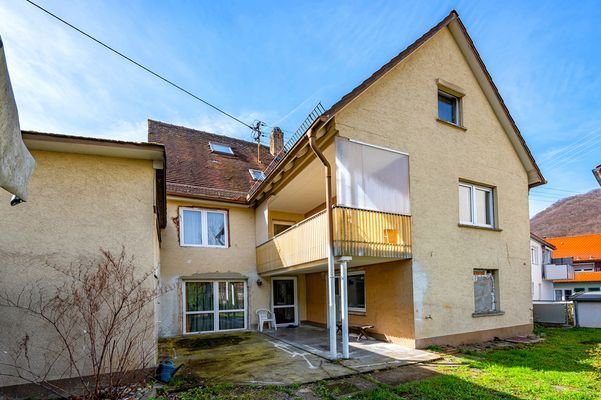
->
(572, 293, 601, 328)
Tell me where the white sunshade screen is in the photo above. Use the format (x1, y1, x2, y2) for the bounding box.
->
(336, 138, 410, 215)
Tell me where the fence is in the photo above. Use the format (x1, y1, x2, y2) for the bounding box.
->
(532, 301, 574, 325)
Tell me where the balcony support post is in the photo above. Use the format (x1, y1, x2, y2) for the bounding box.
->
(307, 127, 337, 359)
(337, 256, 352, 359)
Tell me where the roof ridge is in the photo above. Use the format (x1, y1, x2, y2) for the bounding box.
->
(148, 119, 270, 149)
(547, 233, 601, 240)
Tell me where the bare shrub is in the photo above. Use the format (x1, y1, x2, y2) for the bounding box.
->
(0, 249, 169, 399)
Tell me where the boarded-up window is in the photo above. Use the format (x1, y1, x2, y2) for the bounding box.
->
(473, 269, 497, 314)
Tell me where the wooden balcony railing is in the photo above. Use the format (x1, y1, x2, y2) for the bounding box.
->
(256, 206, 412, 274)
(332, 206, 412, 259)
(256, 210, 328, 274)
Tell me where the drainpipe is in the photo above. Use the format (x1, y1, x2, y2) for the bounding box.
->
(307, 127, 337, 360)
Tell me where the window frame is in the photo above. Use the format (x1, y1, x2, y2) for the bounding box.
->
(272, 220, 295, 237)
(183, 280, 247, 334)
(179, 207, 229, 248)
(438, 90, 461, 126)
(472, 269, 500, 315)
(209, 142, 234, 155)
(347, 271, 366, 313)
(573, 263, 594, 272)
(459, 182, 495, 228)
(530, 246, 539, 265)
(335, 271, 366, 314)
(249, 169, 266, 181)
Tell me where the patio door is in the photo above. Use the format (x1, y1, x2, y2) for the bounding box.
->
(272, 277, 298, 326)
(184, 280, 247, 334)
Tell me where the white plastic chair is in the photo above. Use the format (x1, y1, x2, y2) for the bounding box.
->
(256, 308, 277, 332)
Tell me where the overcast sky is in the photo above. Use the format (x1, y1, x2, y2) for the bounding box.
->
(1, 0, 600, 216)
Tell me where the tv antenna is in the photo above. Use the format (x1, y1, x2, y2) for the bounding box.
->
(252, 121, 266, 163)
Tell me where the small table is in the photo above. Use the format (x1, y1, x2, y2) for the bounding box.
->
(336, 323, 374, 341)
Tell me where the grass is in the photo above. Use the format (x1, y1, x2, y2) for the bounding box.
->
(153, 327, 601, 399)
(363, 327, 601, 400)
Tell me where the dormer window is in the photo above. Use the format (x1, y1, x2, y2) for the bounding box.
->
(249, 169, 265, 181)
(209, 142, 234, 155)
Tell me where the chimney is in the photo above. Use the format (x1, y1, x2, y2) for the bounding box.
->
(270, 127, 284, 156)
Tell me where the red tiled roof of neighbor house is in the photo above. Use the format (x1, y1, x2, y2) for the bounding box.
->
(545, 234, 601, 262)
(148, 119, 274, 203)
(554, 271, 601, 283)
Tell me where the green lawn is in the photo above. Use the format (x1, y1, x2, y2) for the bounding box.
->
(156, 327, 601, 399)
(356, 327, 601, 400)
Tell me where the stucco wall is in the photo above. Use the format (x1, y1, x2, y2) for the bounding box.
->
(304, 261, 415, 346)
(335, 27, 533, 344)
(530, 239, 555, 300)
(158, 199, 269, 336)
(0, 150, 159, 386)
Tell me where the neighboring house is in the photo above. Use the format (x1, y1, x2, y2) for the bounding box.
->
(151, 9, 544, 351)
(530, 233, 556, 300)
(0, 132, 165, 387)
(546, 234, 601, 300)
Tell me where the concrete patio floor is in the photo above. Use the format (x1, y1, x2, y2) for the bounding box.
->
(263, 325, 438, 373)
(158, 327, 438, 386)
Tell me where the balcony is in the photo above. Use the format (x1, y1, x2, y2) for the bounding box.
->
(256, 206, 412, 275)
(544, 264, 575, 281)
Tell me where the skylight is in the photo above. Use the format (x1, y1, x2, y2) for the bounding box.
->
(209, 142, 234, 155)
(249, 169, 266, 181)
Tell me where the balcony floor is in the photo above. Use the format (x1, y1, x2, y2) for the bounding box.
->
(262, 325, 438, 372)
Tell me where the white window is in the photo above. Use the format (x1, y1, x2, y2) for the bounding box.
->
(573, 263, 594, 272)
(184, 281, 246, 333)
(554, 289, 563, 301)
(209, 142, 234, 155)
(531, 247, 539, 265)
(179, 208, 228, 247)
(473, 269, 498, 314)
(249, 169, 266, 181)
(438, 90, 461, 125)
(543, 249, 552, 264)
(459, 182, 494, 228)
(335, 272, 366, 313)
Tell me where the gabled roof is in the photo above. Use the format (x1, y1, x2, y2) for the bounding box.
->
(148, 119, 273, 203)
(320, 10, 545, 188)
(530, 232, 556, 250)
(546, 234, 601, 261)
(554, 271, 601, 283)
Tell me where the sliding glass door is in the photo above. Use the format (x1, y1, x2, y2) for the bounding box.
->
(184, 280, 247, 333)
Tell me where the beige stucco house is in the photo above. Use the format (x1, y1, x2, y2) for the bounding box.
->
(0, 132, 165, 387)
(0, 9, 545, 389)
(150, 9, 544, 356)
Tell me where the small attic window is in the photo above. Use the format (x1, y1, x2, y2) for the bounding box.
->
(249, 169, 265, 181)
(209, 142, 234, 155)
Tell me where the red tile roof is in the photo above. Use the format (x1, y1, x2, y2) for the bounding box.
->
(148, 120, 273, 203)
(554, 271, 601, 283)
(546, 234, 601, 262)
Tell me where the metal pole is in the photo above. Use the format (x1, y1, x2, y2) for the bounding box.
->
(340, 259, 349, 358)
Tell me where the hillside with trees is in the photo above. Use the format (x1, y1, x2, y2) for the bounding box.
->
(530, 189, 601, 238)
